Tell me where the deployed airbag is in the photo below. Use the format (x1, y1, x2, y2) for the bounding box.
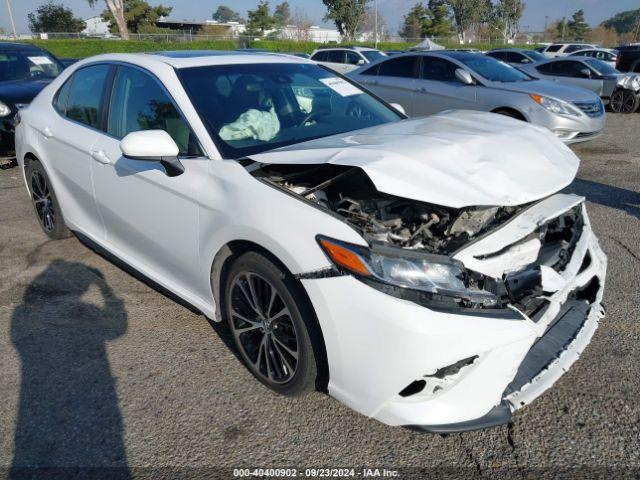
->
(219, 107, 280, 142)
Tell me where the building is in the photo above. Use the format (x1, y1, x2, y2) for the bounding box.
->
(82, 15, 112, 37)
(156, 18, 246, 36)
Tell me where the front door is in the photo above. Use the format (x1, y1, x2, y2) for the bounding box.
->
(415, 56, 477, 116)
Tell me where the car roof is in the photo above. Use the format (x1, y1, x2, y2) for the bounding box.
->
(488, 48, 533, 54)
(69, 51, 313, 70)
(0, 41, 48, 53)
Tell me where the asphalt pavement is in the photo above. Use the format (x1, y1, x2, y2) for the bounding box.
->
(0, 113, 638, 479)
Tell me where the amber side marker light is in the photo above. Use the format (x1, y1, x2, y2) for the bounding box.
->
(318, 238, 372, 277)
(529, 94, 543, 105)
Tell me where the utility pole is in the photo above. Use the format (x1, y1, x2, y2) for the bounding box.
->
(374, 0, 378, 49)
(5, 0, 18, 39)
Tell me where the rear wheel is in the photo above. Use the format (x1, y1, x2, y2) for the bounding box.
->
(224, 252, 319, 396)
(610, 89, 639, 114)
(26, 160, 71, 239)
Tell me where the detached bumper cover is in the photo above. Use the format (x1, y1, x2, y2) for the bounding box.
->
(303, 194, 606, 430)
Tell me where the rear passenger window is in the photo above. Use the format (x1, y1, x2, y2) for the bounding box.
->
(536, 62, 555, 74)
(107, 66, 200, 156)
(53, 76, 73, 114)
(378, 56, 418, 78)
(546, 45, 562, 53)
(327, 50, 345, 63)
(311, 51, 327, 62)
(64, 64, 110, 129)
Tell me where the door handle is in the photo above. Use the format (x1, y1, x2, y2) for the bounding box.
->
(91, 150, 111, 165)
(42, 126, 53, 138)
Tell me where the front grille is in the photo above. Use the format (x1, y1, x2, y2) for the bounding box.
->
(573, 100, 604, 118)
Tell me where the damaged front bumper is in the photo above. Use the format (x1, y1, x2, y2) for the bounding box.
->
(301, 193, 606, 431)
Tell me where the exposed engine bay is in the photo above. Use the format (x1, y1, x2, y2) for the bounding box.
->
(250, 163, 524, 255)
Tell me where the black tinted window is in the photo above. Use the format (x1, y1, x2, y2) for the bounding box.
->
(53, 76, 73, 114)
(536, 62, 555, 74)
(565, 45, 585, 53)
(378, 56, 418, 78)
(508, 52, 529, 64)
(311, 51, 327, 62)
(487, 51, 507, 61)
(421, 57, 458, 81)
(361, 64, 380, 76)
(553, 61, 588, 76)
(327, 51, 345, 63)
(65, 64, 110, 129)
(546, 45, 562, 53)
(0, 50, 62, 82)
(108, 66, 199, 156)
(345, 51, 361, 65)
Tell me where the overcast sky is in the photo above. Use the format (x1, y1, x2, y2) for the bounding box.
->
(2, 0, 639, 35)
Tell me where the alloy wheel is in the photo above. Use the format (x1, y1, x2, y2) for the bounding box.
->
(610, 90, 639, 114)
(229, 272, 299, 384)
(31, 170, 55, 232)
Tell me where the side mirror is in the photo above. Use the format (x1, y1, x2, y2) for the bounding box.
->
(580, 68, 592, 78)
(390, 103, 406, 115)
(120, 130, 184, 177)
(455, 68, 475, 85)
(357, 59, 365, 66)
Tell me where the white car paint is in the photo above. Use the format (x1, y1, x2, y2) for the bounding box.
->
(15, 52, 607, 431)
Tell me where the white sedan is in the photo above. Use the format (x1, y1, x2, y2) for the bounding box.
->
(15, 51, 607, 432)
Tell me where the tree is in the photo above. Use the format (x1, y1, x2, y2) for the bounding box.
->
(399, 3, 429, 40)
(567, 9, 590, 41)
(322, 0, 371, 42)
(212, 5, 244, 23)
(28, 1, 86, 33)
(426, 0, 452, 37)
(101, 0, 172, 34)
(446, 0, 486, 42)
(602, 8, 640, 37)
(87, 0, 129, 40)
(486, 0, 524, 42)
(246, 1, 276, 36)
(274, 2, 292, 27)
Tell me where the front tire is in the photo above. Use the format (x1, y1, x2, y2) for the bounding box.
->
(610, 89, 639, 114)
(26, 159, 70, 240)
(224, 252, 319, 396)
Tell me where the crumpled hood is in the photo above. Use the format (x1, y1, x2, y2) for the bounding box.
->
(617, 73, 640, 92)
(490, 78, 598, 103)
(250, 110, 580, 209)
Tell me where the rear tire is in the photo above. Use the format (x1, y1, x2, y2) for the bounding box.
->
(25, 159, 71, 240)
(610, 89, 639, 114)
(223, 251, 319, 396)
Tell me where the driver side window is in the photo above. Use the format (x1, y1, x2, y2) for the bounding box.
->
(107, 66, 201, 156)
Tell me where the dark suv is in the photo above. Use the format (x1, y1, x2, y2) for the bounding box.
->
(616, 44, 640, 73)
(1, 42, 64, 159)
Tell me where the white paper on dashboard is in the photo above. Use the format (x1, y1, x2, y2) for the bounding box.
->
(319, 77, 363, 97)
(28, 56, 54, 65)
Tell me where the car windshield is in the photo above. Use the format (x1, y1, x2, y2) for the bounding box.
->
(526, 50, 546, 62)
(178, 62, 401, 158)
(0, 50, 62, 82)
(361, 50, 386, 62)
(450, 53, 533, 82)
(584, 58, 619, 75)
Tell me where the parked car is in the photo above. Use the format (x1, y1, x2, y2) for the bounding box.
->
(59, 57, 80, 68)
(290, 52, 311, 59)
(616, 44, 640, 73)
(568, 48, 618, 68)
(349, 52, 605, 143)
(16, 51, 607, 432)
(310, 46, 387, 74)
(0, 42, 64, 159)
(521, 57, 640, 113)
(385, 50, 405, 56)
(486, 48, 547, 66)
(539, 43, 598, 58)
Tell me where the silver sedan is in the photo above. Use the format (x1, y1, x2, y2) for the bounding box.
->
(348, 51, 605, 144)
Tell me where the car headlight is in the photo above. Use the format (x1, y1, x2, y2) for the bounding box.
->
(529, 94, 582, 117)
(0, 101, 12, 117)
(317, 236, 498, 308)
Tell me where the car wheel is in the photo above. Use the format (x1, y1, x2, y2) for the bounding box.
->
(26, 160, 71, 240)
(610, 89, 640, 114)
(224, 251, 319, 396)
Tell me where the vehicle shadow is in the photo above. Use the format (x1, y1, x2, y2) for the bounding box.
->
(567, 178, 640, 220)
(9, 259, 131, 479)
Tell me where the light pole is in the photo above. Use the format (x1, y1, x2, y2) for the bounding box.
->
(5, 0, 18, 39)
(374, 0, 378, 49)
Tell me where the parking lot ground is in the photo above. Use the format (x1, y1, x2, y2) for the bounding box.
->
(0, 113, 639, 479)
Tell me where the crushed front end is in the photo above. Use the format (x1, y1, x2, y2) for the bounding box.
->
(251, 163, 607, 431)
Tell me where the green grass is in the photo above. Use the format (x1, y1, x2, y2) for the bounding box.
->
(19, 38, 538, 59)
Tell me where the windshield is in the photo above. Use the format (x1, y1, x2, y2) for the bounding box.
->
(361, 50, 386, 62)
(178, 63, 401, 158)
(526, 50, 546, 62)
(0, 50, 62, 82)
(584, 58, 619, 75)
(449, 53, 533, 82)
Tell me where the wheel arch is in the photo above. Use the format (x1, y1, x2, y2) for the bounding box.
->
(491, 106, 528, 121)
(209, 239, 330, 391)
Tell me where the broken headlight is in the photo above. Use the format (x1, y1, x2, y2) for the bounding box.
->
(318, 236, 498, 308)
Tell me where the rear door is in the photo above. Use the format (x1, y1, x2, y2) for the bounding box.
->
(38, 63, 112, 238)
(357, 56, 419, 115)
(415, 56, 477, 116)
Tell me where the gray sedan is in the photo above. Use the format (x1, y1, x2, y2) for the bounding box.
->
(520, 56, 640, 113)
(486, 48, 547, 66)
(348, 52, 605, 144)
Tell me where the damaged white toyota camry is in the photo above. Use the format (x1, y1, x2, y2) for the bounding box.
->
(15, 52, 607, 432)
